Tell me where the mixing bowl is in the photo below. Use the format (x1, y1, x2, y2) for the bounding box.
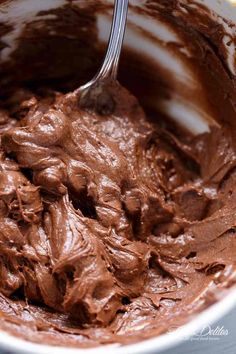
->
(0, 0, 236, 353)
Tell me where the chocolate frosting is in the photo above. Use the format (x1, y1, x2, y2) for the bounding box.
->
(0, 0, 236, 348)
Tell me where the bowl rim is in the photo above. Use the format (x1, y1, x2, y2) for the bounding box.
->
(0, 286, 235, 354)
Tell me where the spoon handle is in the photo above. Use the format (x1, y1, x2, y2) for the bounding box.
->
(95, 0, 129, 81)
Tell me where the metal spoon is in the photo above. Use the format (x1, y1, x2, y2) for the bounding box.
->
(78, 0, 129, 115)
